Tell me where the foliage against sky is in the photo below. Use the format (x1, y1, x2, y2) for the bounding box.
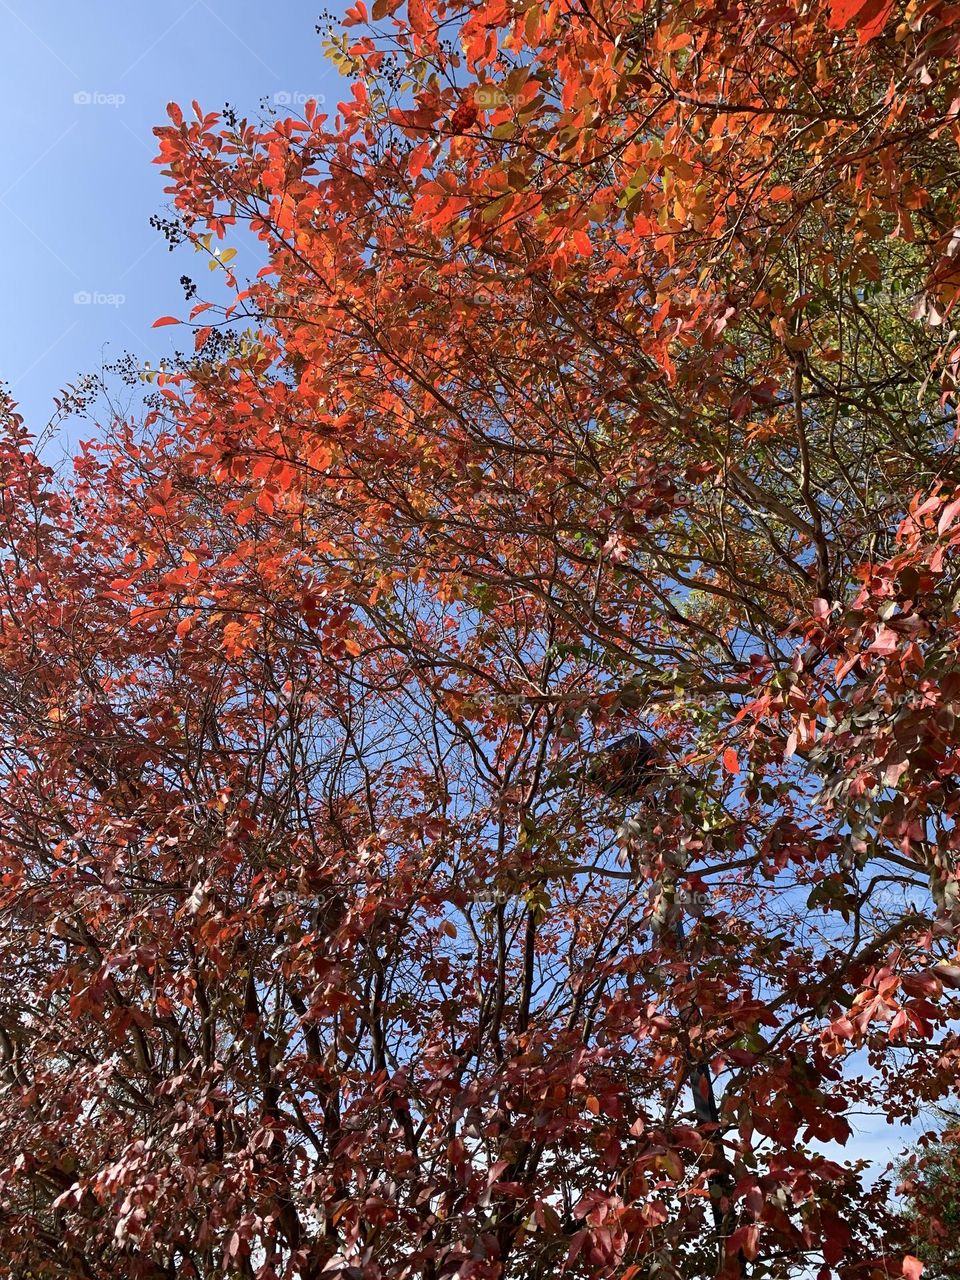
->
(3, 0, 960, 1277)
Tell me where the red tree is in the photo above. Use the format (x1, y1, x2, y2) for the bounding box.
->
(2, 0, 960, 1275)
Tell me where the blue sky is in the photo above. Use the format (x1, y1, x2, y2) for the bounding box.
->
(0, 0, 343, 444)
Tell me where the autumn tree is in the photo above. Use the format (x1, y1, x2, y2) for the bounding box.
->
(899, 1114, 960, 1279)
(2, 0, 960, 1277)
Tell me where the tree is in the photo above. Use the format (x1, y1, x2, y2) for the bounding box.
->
(900, 1114, 960, 1279)
(2, 0, 960, 1275)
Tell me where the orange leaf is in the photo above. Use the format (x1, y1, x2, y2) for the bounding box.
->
(571, 229, 592, 256)
(152, 316, 180, 328)
(903, 1257, 924, 1280)
(722, 747, 740, 775)
(407, 0, 430, 35)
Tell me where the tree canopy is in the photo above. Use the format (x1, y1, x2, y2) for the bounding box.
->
(900, 1114, 960, 1278)
(1, 0, 960, 1277)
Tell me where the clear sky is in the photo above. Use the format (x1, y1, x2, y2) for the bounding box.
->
(0, 0, 343, 445)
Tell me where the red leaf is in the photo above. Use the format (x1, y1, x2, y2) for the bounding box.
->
(152, 316, 180, 328)
(343, 0, 369, 23)
(722, 747, 740, 775)
(826, 0, 894, 41)
(903, 1257, 924, 1280)
(937, 494, 960, 535)
(933, 962, 960, 989)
